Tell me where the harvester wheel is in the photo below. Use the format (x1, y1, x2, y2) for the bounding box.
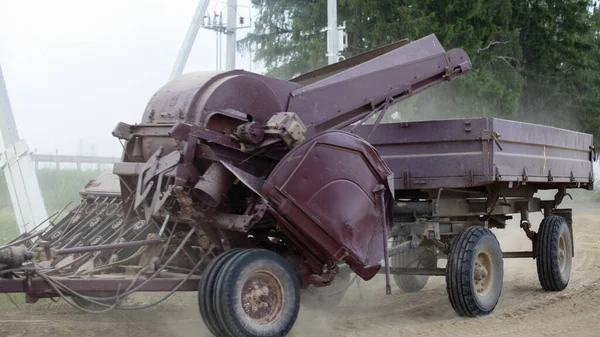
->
(536, 215, 572, 291)
(198, 248, 244, 336)
(446, 226, 503, 317)
(214, 249, 300, 337)
(301, 266, 352, 309)
(392, 237, 437, 293)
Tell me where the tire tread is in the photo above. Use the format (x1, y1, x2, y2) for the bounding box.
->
(446, 227, 503, 317)
(536, 215, 570, 291)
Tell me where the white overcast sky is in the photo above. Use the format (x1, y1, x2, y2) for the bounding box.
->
(0, 0, 259, 157)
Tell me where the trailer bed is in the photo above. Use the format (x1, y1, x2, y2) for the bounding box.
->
(354, 117, 594, 190)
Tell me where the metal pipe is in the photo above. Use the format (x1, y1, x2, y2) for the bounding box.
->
(376, 186, 392, 295)
(380, 267, 446, 276)
(194, 162, 235, 207)
(387, 240, 412, 258)
(55, 238, 165, 255)
(393, 201, 433, 215)
(158, 214, 170, 237)
(503, 251, 534, 259)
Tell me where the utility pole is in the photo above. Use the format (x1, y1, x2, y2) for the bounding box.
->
(325, 0, 348, 65)
(225, 0, 237, 70)
(169, 0, 211, 80)
(327, 0, 339, 65)
(0, 64, 48, 234)
(171, 0, 250, 77)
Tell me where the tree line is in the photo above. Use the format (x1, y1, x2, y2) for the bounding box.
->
(240, 0, 600, 142)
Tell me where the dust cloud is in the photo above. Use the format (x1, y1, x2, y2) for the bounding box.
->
(0, 203, 598, 337)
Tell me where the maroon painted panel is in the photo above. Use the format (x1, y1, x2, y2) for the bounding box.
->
(353, 117, 594, 190)
(263, 130, 393, 280)
(491, 118, 593, 182)
(354, 118, 493, 189)
(141, 70, 301, 126)
(289, 35, 471, 137)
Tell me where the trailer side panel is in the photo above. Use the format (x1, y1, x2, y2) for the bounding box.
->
(354, 117, 594, 190)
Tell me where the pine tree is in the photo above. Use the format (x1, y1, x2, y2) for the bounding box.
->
(240, 0, 600, 141)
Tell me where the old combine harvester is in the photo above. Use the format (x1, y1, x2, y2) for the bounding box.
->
(0, 34, 594, 336)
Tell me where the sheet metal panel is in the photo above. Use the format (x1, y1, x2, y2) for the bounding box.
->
(263, 130, 393, 280)
(491, 119, 593, 183)
(353, 118, 593, 190)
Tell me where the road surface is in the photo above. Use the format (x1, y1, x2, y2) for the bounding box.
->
(1, 204, 600, 337)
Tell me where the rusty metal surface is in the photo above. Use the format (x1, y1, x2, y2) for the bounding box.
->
(240, 271, 284, 323)
(263, 130, 393, 280)
(141, 70, 300, 126)
(354, 117, 594, 190)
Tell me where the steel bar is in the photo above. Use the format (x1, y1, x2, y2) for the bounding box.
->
(381, 267, 447, 276)
(503, 251, 534, 258)
(55, 239, 165, 255)
(387, 241, 412, 258)
(377, 186, 392, 295)
(394, 201, 433, 215)
(0, 277, 200, 295)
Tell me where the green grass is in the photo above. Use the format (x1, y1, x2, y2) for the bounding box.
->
(0, 169, 104, 213)
(0, 209, 18, 245)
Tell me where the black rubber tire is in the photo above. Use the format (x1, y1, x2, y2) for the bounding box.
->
(214, 249, 300, 337)
(198, 249, 244, 337)
(301, 266, 352, 309)
(536, 215, 573, 291)
(446, 226, 504, 317)
(392, 237, 437, 293)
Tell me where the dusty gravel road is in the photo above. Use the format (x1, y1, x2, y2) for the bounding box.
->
(2, 202, 600, 337)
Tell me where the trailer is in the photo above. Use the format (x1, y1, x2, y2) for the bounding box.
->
(0, 34, 594, 337)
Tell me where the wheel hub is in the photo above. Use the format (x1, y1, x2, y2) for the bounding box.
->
(558, 235, 567, 272)
(474, 252, 493, 295)
(241, 271, 284, 324)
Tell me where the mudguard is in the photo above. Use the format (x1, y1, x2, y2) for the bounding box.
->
(263, 130, 394, 280)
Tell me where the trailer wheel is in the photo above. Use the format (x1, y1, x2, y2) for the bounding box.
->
(213, 249, 300, 337)
(301, 266, 352, 309)
(536, 215, 572, 291)
(446, 227, 503, 317)
(198, 248, 244, 336)
(392, 237, 436, 293)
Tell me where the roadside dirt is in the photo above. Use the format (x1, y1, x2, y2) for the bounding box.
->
(2, 203, 600, 337)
